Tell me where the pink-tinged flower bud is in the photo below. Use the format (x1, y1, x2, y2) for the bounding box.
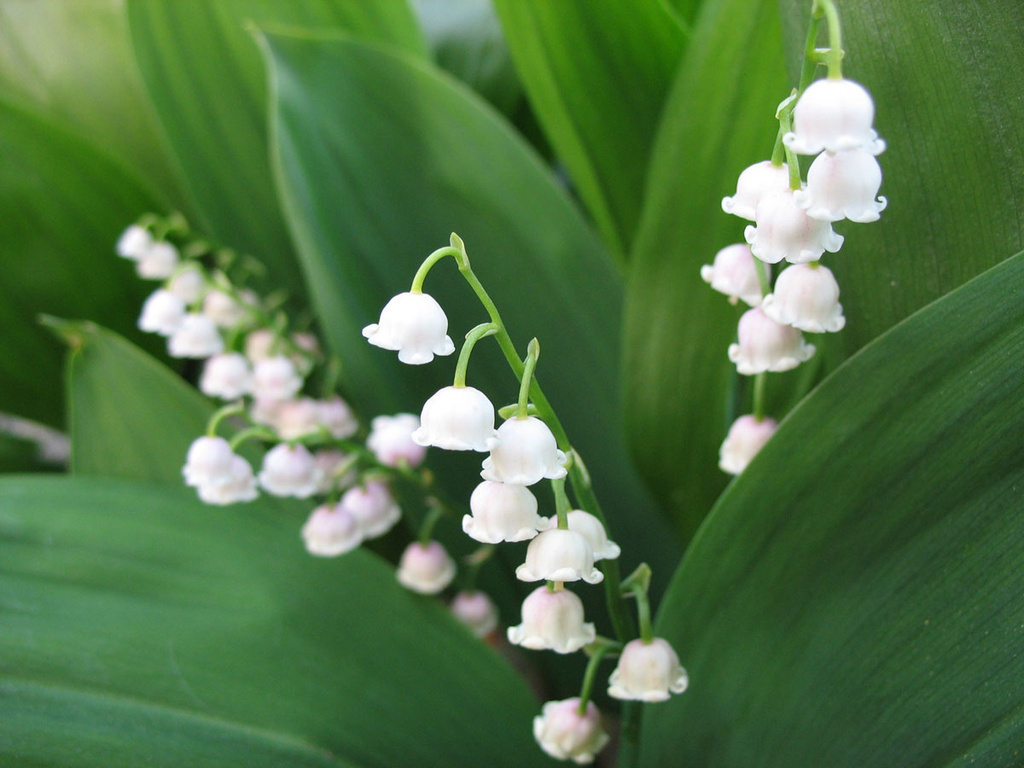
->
(413, 385, 497, 452)
(252, 355, 303, 403)
(182, 436, 236, 488)
(463, 480, 546, 544)
(197, 455, 258, 505)
(516, 529, 603, 585)
(272, 398, 323, 440)
(796, 148, 887, 223)
(397, 540, 456, 595)
(719, 414, 778, 475)
(301, 503, 362, 557)
(116, 224, 152, 260)
(762, 263, 845, 333)
(784, 78, 885, 156)
(550, 510, 620, 561)
(167, 313, 223, 359)
(340, 481, 401, 538)
(138, 289, 185, 336)
(199, 353, 252, 400)
(481, 416, 567, 486)
(507, 585, 595, 653)
(258, 443, 321, 498)
(136, 240, 180, 280)
(700, 244, 767, 307)
(244, 328, 276, 362)
(451, 591, 499, 638)
(202, 289, 252, 328)
(312, 450, 357, 494)
(721, 160, 790, 221)
(362, 291, 455, 365)
(744, 189, 844, 265)
(368, 414, 427, 468)
(168, 264, 205, 304)
(318, 396, 358, 440)
(533, 698, 609, 765)
(728, 307, 816, 375)
(608, 637, 689, 702)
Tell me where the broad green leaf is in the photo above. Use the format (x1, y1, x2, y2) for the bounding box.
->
(126, 0, 426, 299)
(641, 251, 1024, 767)
(412, 0, 522, 115)
(779, 0, 1024, 354)
(0, 0, 190, 211)
(263, 31, 681, 582)
(492, 0, 686, 259)
(0, 476, 556, 767)
(52, 321, 210, 483)
(0, 97, 165, 429)
(623, 0, 787, 538)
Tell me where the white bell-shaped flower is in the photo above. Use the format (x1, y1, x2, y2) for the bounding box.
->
(795, 148, 887, 223)
(318, 396, 358, 440)
(481, 416, 567, 486)
(271, 398, 323, 440)
(244, 328, 276, 362)
(784, 77, 885, 155)
(116, 224, 152, 259)
(721, 160, 790, 221)
(608, 637, 689, 702)
(412, 385, 497, 452)
(396, 540, 456, 595)
(451, 591, 500, 638)
(700, 244, 767, 307)
(339, 481, 401, 538)
(182, 436, 235, 488)
(168, 264, 205, 304)
(167, 313, 223, 359)
(367, 413, 427, 468)
(729, 307, 816, 375)
(744, 189, 844, 265)
(136, 240, 180, 280)
(252, 355, 303, 403)
(533, 698, 609, 765)
(762, 262, 846, 333)
(199, 352, 252, 400)
(196, 454, 258, 505)
(463, 480, 546, 544)
(362, 291, 456, 365)
(312, 450, 357, 494)
(555, 510, 620, 561)
(258, 443, 321, 498)
(203, 289, 251, 328)
(719, 414, 778, 475)
(507, 585, 596, 654)
(516, 529, 604, 584)
(138, 289, 185, 336)
(301, 503, 362, 557)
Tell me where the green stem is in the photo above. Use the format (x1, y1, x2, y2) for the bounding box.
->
(631, 585, 654, 644)
(207, 402, 246, 437)
(552, 477, 571, 530)
(753, 372, 768, 422)
(454, 323, 498, 388)
(418, 499, 446, 546)
(461, 545, 494, 591)
(754, 257, 771, 299)
(411, 246, 460, 294)
(814, 0, 844, 78)
(515, 339, 540, 418)
(770, 10, 822, 165)
(577, 641, 620, 714)
(228, 425, 276, 451)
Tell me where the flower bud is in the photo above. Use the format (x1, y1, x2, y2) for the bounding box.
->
(168, 264, 206, 304)
(507, 585, 595, 653)
(413, 385, 497, 452)
(319, 396, 358, 440)
(744, 189, 844, 265)
(244, 328, 276, 362)
(116, 224, 152, 259)
(196, 455, 258, 505)
(451, 591, 500, 638)
(796, 148, 887, 223)
(136, 240, 180, 280)
(203, 289, 252, 328)
(728, 307, 815, 375)
(368, 413, 427, 468)
(301, 503, 362, 557)
(533, 698, 609, 765)
(252, 355, 303, 403)
(719, 414, 778, 475)
(516, 529, 603, 585)
(339, 481, 401, 538)
(762, 263, 845, 333)
(167, 313, 223, 359)
(182, 436, 235, 488)
(608, 637, 689, 702)
(273, 398, 324, 440)
(199, 353, 252, 400)
(721, 160, 790, 221)
(462, 480, 546, 544)
(258, 443, 321, 498)
(784, 77, 885, 156)
(138, 289, 185, 336)
(700, 244, 766, 307)
(362, 291, 455, 365)
(481, 416, 567, 486)
(396, 540, 456, 595)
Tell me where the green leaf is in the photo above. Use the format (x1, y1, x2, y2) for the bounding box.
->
(125, 0, 426, 299)
(0, 476, 556, 767)
(491, 0, 687, 259)
(622, 0, 787, 538)
(641, 251, 1024, 766)
(0, 97, 166, 428)
(263, 31, 681, 582)
(0, 0, 191, 211)
(779, 0, 1024, 354)
(53, 321, 211, 483)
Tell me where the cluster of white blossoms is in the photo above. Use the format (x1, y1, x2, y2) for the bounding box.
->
(364, 236, 687, 764)
(704, 72, 886, 476)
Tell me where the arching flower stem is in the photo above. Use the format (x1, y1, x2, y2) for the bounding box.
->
(576, 639, 622, 715)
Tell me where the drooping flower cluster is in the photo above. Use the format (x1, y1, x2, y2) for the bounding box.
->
(705, 65, 886, 475)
